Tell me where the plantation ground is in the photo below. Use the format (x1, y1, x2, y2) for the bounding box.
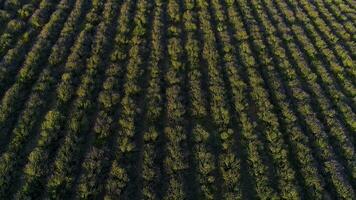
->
(0, 0, 355, 199)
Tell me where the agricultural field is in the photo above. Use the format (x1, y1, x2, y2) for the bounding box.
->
(0, 0, 355, 199)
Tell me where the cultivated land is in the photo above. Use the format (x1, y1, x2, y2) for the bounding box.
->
(0, 0, 355, 199)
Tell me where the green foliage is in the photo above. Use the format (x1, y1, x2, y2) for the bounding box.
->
(0, 0, 354, 199)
